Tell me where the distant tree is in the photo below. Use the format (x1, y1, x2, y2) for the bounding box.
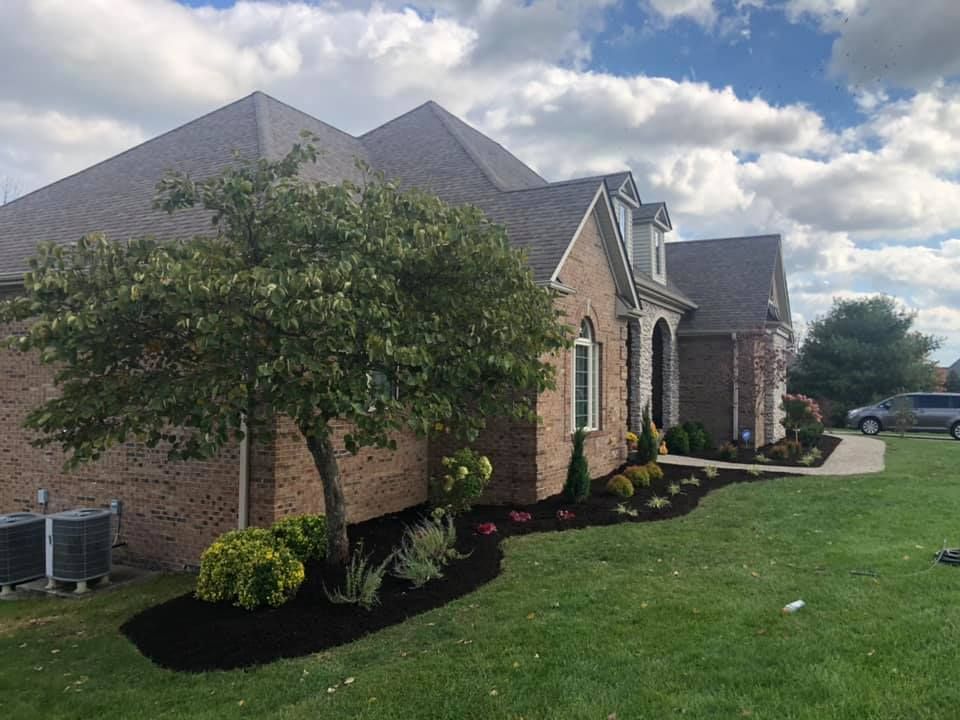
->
(946, 370, 960, 393)
(0, 142, 568, 567)
(789, 296, 941, 425)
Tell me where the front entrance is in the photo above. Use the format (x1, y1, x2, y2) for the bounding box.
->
(652, 320, 667, 428)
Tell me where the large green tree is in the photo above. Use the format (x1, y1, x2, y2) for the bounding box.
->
(789, 296, 941, 424)
(1, 142, 568, 565)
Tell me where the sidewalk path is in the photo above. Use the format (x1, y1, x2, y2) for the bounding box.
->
(659, 433, 886, 476)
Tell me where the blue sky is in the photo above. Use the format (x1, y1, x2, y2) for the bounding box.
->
(3, 0, 960, 363)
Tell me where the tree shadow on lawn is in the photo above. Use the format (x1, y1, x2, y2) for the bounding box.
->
(121, 462, 798, 673)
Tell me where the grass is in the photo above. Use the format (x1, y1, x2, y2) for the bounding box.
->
(2, 436, 959, 719)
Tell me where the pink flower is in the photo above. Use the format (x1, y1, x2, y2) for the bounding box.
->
(475, 522, 498, 535)
(556, 510, 576, 521)
(508, 511, 532, 523)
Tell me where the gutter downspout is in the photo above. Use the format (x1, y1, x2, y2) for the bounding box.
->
(731, 333, 739, 442)
(238, 415, 250, 529)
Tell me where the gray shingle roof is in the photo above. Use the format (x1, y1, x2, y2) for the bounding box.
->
(0, 92, 370, 279)
(0, 92, 613, 289)
(666, 235, 783, 334)
(478, 178, 603, 283)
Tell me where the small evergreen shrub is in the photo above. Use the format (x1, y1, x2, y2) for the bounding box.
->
(644, 462, 664, 482)
(429, 448, 493, 516)
(624, 465, 651, 488)
(636, 403, 659, 464)
(664, 426, 691, 455)
(325, 543, 392, 610)
(606, 474, 634, 498)
(682, 421, 710, 453)
(196, 528, 305, 611)
(718, 442, 738, 461)
(564, 427, 591, 502)
(270, 514, 327, 563)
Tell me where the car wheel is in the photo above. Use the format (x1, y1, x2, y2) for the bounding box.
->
(859, 417, 881, 436)
(951, 422, 960, 441)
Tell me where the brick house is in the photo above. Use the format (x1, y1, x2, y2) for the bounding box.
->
(0, 92, 792, 568)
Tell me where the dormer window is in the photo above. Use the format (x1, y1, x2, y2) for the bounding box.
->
(654, 228, 663, 275)
(616, 202, 628, 238)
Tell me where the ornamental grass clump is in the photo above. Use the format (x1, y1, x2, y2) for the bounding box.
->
(429, 449, 493, 516)
(702, 465, 719, 480)
(392, 516, 466, 588)
(325, 543, 392, 610)
(646, 495, 672, 512)
(680, 474, 700, 487)
(564, 427, 591, 502)
(196, 528, 305, 611)
(270, 514, 327, 563)
(606, 474, 634, 498)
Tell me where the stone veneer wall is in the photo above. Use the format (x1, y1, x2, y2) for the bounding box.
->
(637, 300, 682, 430)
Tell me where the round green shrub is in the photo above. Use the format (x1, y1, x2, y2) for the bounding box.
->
(644, 461, 664, 482)
(606, 474, 634, 498)
(624, 465, 650, 488)
(196, 528, 305, 611)
(270, 514, 327, 562)
(664, 426, 691, 455)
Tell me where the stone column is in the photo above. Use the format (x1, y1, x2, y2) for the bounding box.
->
(627, 318, 643, 431)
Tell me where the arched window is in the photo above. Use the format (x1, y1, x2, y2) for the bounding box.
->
(573, 319, 600, 430)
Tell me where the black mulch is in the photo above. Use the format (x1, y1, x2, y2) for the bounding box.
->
(121, 461, 799, 673)
(683, 434, 841, 468)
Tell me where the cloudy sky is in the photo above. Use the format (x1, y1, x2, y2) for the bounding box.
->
(3, 0, 960, 364)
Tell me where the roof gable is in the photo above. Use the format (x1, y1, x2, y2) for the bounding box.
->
(666, 235, 790, 334)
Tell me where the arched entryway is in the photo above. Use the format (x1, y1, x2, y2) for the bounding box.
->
(651, 319, 670, 428)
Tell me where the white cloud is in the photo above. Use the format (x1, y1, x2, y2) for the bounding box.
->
(786, 0, 960, 90)
(645, 0, 717, 26)
(3, 0, 960, 361)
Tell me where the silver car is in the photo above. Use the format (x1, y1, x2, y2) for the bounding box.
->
(847, 392, 960, 439)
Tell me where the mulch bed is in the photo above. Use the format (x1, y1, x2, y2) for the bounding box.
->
(683, 434, 841, 468)
(122, 461, 799, 673)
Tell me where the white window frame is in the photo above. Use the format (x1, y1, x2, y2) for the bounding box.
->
(572, 320, 600, 431)
(616, 202, 628, 239)
(654, 227, 663, 275)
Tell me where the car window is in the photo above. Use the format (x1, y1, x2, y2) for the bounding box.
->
(917, 395, 950, 409)
(952, 396, 960, 410)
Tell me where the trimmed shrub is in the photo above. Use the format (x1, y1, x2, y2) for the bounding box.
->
(429, 448, 493, 516)
(682, 421, 709, 453)
(606, 474, 634, 498)
(635, 403, 659, 464)
(797, 423, 825, 447)
(270, 514, 327, 563)
(564, 427, 591, 502)
(718, 442, 738, 461)
(196, 528, 304, 611)
(644, 462, 664, 482)
(624, 465, 651, 488)
(664, 426, 690, 455)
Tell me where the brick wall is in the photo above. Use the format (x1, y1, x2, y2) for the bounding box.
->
(0, 317, 244, 570)
(536, 212, 628, 497)
(678, 334, 735, 444)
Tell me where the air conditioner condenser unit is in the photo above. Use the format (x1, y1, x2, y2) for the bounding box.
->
(0, 513, 46, 596)
(45, 508, 112, 594)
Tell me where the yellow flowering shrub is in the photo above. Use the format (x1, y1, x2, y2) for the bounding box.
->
(429, 448, 493, 516)
(196, 528, 305, 610)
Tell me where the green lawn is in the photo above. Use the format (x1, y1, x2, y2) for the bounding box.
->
(3, 436, 959, 719)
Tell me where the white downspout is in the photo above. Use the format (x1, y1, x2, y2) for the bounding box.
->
(731, 333, 739, 442)
(237, 415, 250, 529)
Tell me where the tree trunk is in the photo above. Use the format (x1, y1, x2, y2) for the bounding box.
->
(305, 432, 350, 567)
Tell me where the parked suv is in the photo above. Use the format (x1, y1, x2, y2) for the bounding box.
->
(847, 393, 960, 439)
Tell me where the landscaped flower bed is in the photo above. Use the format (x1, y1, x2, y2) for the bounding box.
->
(681, 434, 841, 468)
(121, 460, 797, 673)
